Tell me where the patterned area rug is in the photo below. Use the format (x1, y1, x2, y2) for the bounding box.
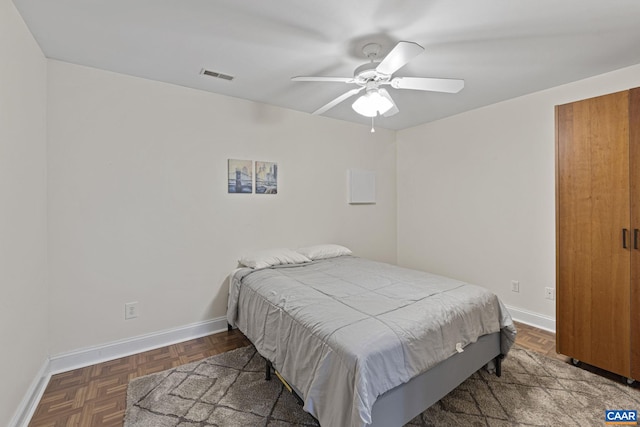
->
(125, 345, 640, 426)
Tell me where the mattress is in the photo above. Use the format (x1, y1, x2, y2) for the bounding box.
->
(227, 256, 516, 427)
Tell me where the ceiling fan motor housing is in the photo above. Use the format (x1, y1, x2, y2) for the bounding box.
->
(353, 62, 390, 85)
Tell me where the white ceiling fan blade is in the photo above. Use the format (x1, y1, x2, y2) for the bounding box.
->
(376, 41, 424, 76)
(292, 76, 355, 83)
(390, 77, 464, 93)
(313, 87, 365, 115)
(379, 88, 399, 117)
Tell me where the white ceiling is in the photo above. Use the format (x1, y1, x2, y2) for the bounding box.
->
(13, 0, 640, 130)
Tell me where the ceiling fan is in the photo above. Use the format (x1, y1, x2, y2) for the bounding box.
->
(292, 41, 464, 119)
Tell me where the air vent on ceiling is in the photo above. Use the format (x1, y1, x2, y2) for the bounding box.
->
(200, 69, 234, 81)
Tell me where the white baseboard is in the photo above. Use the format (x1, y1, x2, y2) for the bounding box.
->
(48, 316, 229, 375)
(505, 304, 556, 333)
(12, 316, 228, 427)
(9, 357, 50, 427)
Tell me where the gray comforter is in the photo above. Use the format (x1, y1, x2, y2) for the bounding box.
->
(227, 256, 516, 427)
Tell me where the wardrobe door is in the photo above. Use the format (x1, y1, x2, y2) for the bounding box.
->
(630, 87, 640, 381)
(556, 90, 631, 377)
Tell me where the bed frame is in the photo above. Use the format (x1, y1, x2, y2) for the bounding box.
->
(260, 330, 502, 426)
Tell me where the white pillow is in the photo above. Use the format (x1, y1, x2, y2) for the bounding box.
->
(239, 248, 311, 269)
(297, 244, 352, 260)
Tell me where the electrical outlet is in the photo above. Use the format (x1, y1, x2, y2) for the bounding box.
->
(511, 280, 520, 293)
(545, 287, 555, 300)
(125, 302, 138, 320)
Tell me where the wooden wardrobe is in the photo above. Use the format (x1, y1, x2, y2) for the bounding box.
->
(555, 88, 639, 382)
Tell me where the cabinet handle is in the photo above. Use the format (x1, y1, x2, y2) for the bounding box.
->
(623, 228, 629, 249)
(635, 229, 639, 250)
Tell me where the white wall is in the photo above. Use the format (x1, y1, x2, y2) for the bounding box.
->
(0, 0, 48, 425)
(46, 60, 397, 355)
(8, 11, 640, 418)
(397, 63, 640, 326)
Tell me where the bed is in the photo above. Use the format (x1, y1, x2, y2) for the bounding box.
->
(227, 251, 516, 427)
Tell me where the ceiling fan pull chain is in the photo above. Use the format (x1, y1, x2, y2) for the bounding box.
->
(371, 117, 376, 133)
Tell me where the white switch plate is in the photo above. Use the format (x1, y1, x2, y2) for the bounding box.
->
(511, 280, 520, 293)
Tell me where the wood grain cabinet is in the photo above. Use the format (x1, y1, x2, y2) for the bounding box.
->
(556, 88, 640, 382)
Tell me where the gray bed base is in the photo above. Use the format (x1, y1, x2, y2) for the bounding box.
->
(263, 331, 502, 427)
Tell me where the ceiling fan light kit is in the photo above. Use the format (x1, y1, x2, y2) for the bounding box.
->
(352, 87, 394, 117)
(292, 41, 465, 122)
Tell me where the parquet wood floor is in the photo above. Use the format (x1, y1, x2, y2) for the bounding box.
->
(27, 321, 630, 426)
(29, 330, 251, 426)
